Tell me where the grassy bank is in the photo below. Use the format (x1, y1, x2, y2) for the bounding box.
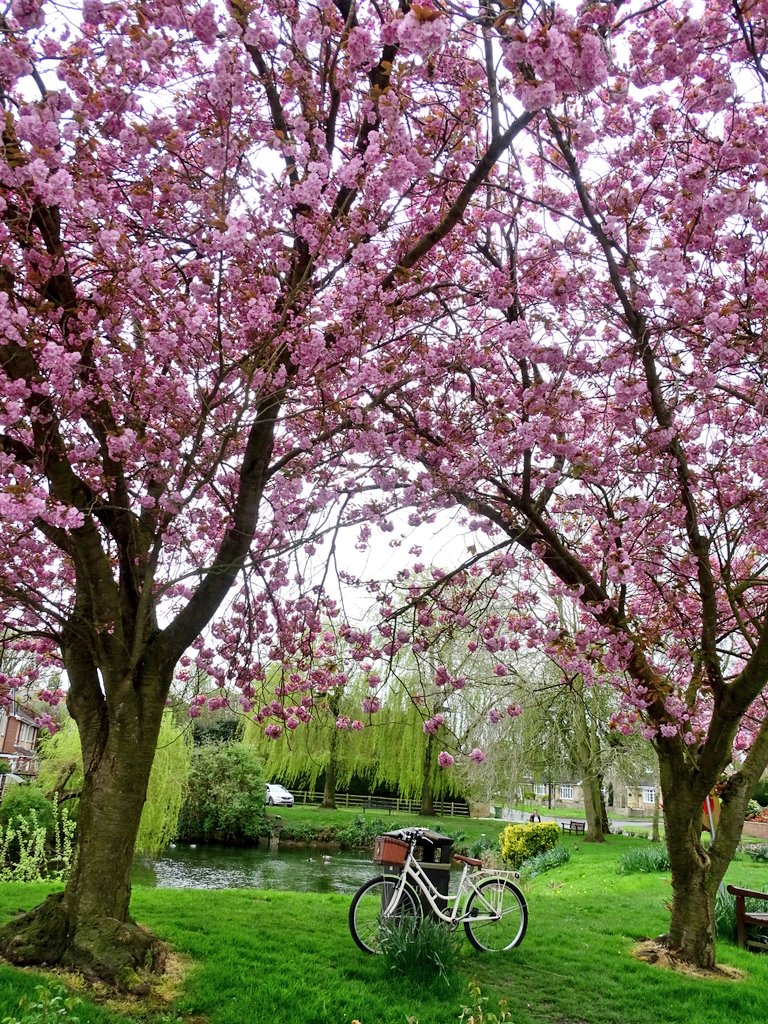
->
(1, 837, 767, 1024)
(265, 803, 509, 852)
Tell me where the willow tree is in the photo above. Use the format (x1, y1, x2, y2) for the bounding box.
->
(241, 673, 372, 806)
(362, 688, 440, 810)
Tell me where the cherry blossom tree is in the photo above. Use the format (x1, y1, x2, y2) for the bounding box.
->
(5, 0, 768, 980)
(0, 0, 536, 985)
(350, 0, 768, 969)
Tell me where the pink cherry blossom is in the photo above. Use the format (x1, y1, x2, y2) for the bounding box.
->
(423, 713, 446, 734)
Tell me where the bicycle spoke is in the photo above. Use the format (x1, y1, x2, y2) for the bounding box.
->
(348, 876, 422, 954)
(463, 878, 528, 952)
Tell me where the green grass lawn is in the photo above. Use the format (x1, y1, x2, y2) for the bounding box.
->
(1, 836, 767, 1024)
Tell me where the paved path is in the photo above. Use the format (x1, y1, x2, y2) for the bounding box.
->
(490, 809, 654, 830)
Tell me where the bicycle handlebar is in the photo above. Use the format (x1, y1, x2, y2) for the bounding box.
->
(398, 827, 434, 843)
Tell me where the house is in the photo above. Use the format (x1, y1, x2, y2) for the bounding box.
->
(496, 774, 659, 819)
(617, 783, 657, 815)
(0, 699, 40, 787)
(493, 779, 586, 816)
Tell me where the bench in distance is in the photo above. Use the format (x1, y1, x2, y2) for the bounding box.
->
(561, 820, 586, 835)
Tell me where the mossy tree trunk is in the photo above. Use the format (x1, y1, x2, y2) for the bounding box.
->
(0, 639, 172, 989)
(656, 716, 768, 967)
(580, 773, 605, 843)
(651, 781, 661, 843)
(598, 775, 611, 835)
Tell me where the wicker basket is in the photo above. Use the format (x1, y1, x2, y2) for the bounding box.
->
(373, 835, 409, 866)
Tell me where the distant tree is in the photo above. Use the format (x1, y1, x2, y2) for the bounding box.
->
(191, 714, 240, 747)
(242, 663, 371, 806)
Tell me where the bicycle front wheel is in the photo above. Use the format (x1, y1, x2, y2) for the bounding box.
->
(464, 877, 528, 952)
(348, 875, 422, 954)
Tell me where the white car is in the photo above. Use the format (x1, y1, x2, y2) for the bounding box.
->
(265, 783, 294, 807)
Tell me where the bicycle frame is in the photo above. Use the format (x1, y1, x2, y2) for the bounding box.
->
(381, 842, 518, 925)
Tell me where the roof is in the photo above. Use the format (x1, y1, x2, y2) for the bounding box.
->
(12, 708, 39, 729)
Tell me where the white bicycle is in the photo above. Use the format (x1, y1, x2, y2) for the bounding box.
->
(348, 827, 528, 954)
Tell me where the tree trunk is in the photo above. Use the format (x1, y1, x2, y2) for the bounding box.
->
(322, 754, 337, 809)
(580, 771, 606, 843)
(598, 777, 611, 835)
(662, 809, 718, 968)
(419, 731, 435, 816)
(569, 681, 605, 842)
(0, 656, 170, 990)
(656, 736, 756, 967)
(322, 694, 340, 808)
(651, 782, 661, 843)
(651, 715, 768, 968)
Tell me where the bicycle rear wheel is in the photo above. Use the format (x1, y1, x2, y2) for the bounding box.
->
(348, 875, 422, 954)
(464, 877, 528, 952)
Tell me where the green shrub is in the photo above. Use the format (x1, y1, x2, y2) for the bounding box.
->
(336, 815, 389, 848)
(178, 742, 265, 841)
(520, 843, 570, 880)
(751, 778, 768, 807)
(0, 800, 75, 883)
(616, 844, 670, 875)
(746, 799, 763, 819)
(498, 822, 560, 869)
(271, 815, 389, 847)
(379, 915, 462, 987)
(0, 787, 55, 835)
(466, 836, 490, 859)
(442, 829, 467, 848)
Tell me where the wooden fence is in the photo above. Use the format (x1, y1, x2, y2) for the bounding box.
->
(291, 790, 470, 816)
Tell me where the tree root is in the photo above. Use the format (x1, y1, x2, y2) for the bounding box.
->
(633, 939, 743, 980)
(0, 893, 167, 994)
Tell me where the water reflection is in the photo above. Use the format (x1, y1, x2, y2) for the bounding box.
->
(134, 843, 375, 894)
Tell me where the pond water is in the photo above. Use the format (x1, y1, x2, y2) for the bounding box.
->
(134, 843, 377, 895)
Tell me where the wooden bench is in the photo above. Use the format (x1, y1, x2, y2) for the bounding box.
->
(561, 820, 586, 835)
(726, 885, 768, 950)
